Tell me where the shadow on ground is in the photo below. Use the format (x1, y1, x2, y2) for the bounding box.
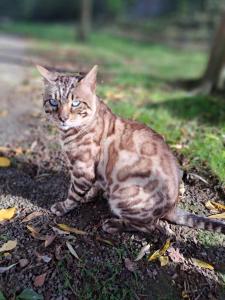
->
(147, 95, 225, 126)
(0, 157, 225, 299)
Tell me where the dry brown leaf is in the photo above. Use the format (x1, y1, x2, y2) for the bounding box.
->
(22, 211, 43, 223)
(135, 244, 150, 261)
(57, 224, 87, 235)
(26, 225, 46, 240)
(0, 157, 11, 167)
(44, 235, 56, 248)
(124, 258, 137, 272)
(0, 263, 17, 273)
(0, 207, 16, 221)
(34, 272, 47, 287)
(0, 240, 17, 253)
(191, 258, 214, 270)
(19, 259, 29, 268)
(66, 241, 80, 260)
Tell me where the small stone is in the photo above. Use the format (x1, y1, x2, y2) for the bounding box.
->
(19, 258, 29, 268)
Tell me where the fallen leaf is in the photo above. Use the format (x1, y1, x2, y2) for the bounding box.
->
(34, 273, 47, 287)
(0, 263, 17, 273)
(66, 241, 80, 260)
(19, 259, 29, 268)
(205, 201, 219, 213)
(57, 224, 87, 235)
(44, 235, 56, 248)
(0, 207, 16, 221)
(16, 288, 43, 300)
(124, 258, 137, 272)
(135, 244, 150, 261)
(96, 236, 114, 246)
(206, 200, 225, 212)
(191, 258, 214, 270)
(26, 225, 46, 240)
(0, 157, 11, 167)
(0, 240, 17, 253)
(208, 212, 225, 219)
(159, 256, 169, 266)
(0, 146, 24, 155)
(22, 211, 43, 223)
(148, 239, 171, 261)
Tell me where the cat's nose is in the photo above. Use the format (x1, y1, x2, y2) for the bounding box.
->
(58, 115, 69, 122)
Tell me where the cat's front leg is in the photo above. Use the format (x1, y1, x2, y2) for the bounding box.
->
(51, 180, 91, 216)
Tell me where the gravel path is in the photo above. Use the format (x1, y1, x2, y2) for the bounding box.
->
(0, 34, 40, 145)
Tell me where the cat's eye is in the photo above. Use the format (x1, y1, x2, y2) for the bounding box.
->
(49, 99, 58, 107)
(72, 99, 80, 107)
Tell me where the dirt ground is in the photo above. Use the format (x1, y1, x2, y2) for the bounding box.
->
(0, 35, 225, 300)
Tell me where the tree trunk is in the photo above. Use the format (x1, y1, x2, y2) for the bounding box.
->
(198, 10, 225, 93)
(77, 0, 92, 41)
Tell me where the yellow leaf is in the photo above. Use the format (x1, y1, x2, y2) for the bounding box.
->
(148, 239, 171, 261)
(205, 201, 218, 211)
(0, 157, 11, 167)
(57, 224, 87, 235)
(210, 201, 225, 212)
(0, 240, 17, 252)
(160, 239, 171, 254)
(0, 207, 16, 221)
(208, 212, 225, 219)
(148, 249, 161, 261)
(191, 258, 214, 270)
(159, 255, 169, 266)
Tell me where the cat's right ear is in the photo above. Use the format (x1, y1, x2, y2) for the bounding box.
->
(36, 65, 58, 83)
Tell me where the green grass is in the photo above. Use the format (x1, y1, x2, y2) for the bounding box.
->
(1, 21, 224, 183)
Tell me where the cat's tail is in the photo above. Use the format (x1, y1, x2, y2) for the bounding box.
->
(164, 207, 225, 234)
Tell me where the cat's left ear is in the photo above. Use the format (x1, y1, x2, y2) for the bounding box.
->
(81, 65, 98, 92)
(36, 65, 58, 83)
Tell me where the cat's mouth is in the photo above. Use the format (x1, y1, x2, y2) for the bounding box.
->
(58, 123, 74, 131)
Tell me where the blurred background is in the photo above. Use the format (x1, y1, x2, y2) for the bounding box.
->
(0, 2, 225, 299)
(0, 0, 224, 182)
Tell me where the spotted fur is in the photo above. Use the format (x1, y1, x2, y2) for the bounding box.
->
(37, 64, 225, 235)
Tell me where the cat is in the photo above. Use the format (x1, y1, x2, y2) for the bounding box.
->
(37, 64, 225, 235)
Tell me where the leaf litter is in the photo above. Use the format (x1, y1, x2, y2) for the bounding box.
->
(0, 207, 16, 221)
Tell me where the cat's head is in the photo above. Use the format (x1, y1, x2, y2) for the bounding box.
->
(37, 65, 98, 131)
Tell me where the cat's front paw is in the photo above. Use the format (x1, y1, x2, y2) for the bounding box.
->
(51, 202, 67, 216)
(102, 218, 122, 234)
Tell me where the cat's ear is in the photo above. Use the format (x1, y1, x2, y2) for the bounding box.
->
(36, 65, 58, 82)
(81, 65, 98, 92)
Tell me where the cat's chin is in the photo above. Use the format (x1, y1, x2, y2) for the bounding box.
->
(58, 124, 74, 131)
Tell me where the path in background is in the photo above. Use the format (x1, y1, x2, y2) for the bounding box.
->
(0, 34, 40, 145)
